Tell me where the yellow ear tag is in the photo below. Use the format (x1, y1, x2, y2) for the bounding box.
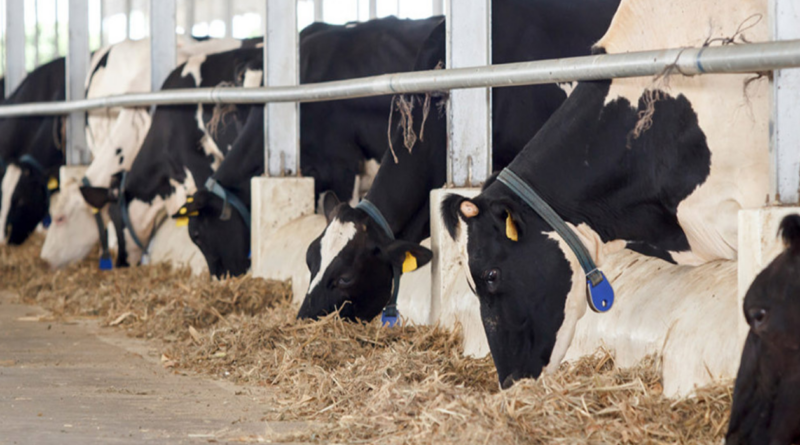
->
(179, 207, 187, 215)
(187, 196, 194, 203)
(402, 252, 418, 273)
(91, 207, 99, 215)
(47, 177, 59, 191)
(188, 211, 199, 217)
(175, 216, 189, 227)
(506, 213, 519, 242)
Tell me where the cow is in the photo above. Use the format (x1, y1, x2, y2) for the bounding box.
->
(0, 57, 67, 245)
(440, 0, 768, 389)
(41, 37, 252, 269)
(181, 16, 443, 278)
(80, 46, 265, 267)
(297, 0, 622, 322)
(726, 214, 800, 445)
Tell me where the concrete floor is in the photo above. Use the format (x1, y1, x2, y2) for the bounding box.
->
(0, 292, 307, 444)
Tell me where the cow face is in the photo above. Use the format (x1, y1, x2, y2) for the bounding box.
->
(178, 190, 250, 278)
(5, 163, 51, 245)
(41, 181, 100, 268)
(298, 193, 432, 322)
(442, 192, 588, 389)
(727, 215, 800, 445)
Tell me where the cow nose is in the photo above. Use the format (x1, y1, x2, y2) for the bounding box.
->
(501, 374, 517, 390)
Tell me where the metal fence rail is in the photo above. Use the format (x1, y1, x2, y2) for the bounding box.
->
(0, 39, 798, 118)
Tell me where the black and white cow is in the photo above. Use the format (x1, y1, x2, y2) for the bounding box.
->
(182, 16, 443, 278)
(440, 0, 768, 388)
(727, 214, 800, 445)
(81, 46, 264, 267)
(297, 0, 622, 321)
(0, 57, 66, 245)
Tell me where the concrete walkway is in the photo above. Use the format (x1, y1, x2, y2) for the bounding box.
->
(0, 292, 306, 444)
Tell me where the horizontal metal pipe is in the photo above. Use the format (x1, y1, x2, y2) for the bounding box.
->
(0, 39, 799, 117)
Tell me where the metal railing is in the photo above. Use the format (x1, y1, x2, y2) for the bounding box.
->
(0, 39, 798, 118)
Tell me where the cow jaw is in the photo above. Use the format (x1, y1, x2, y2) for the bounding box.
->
(0, 165, 22, 245)
(307, 218, 358, 293)
(41, 182, 100, 268)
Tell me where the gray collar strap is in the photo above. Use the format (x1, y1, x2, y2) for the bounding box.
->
(355, 198, 401, 326)
(496, 168, 614, 313)
(81, 177, 113, 270)
(205, 177, 251, 230)
(119, 171, 148, 255)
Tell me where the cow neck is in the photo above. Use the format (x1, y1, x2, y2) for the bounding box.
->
(497, 78, 706, 260)
(361, 95, 446, 240)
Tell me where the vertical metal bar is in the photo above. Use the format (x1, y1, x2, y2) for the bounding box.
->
(66, 0, 91, 165)
(125, 0, 132, 39)
(99, 0, 105, 47)
(264, 0, 298, 177)
(369, 0, 376, 19)
(185, 0, 195, 36)
(770, 0, 800, 204)
(396, 0, 400, 16)
(446, 0, 491, 186)
(34, 0, 40, 67)
(54, 0, 60, 57)
(432, 0, 443, 16)
(5, 0, 26, 97)
(150, 0, 176, 91)
(224, 0, 233, 37)
(313, 0, 323, 22)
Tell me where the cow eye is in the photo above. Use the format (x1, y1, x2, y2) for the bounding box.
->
(748, 308, 768, 328)
(337, 275, 355, 287)
(482, 268, 500, 283)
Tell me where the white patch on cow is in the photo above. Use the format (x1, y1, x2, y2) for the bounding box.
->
(124, 196, 167, 265)
(0, 165, 22, 245)
(557, 82, 576, 98)
(195, 106, 226, 170)
(595, 0, 768, 264)
(307, 219, 358, 293)
(85, 108, 152, 187)
(181, 54, 206, 86)
(242, 69, 263, 88)
(167, 168, 198, 216)
(543, 223, 625, 374)
(41, 180, 103, 268)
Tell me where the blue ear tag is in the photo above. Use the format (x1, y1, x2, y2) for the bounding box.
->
(586, 270, 614, 313)
(42, 215, 52, 229)
(381, 305, 399, 327)
(99, 256, 113, 271)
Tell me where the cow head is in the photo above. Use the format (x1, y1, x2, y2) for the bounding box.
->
(174, 190, 250, 278)
(3, 162, 54, 245)
(441, 190, 588, 389)
(41, 180, 100, 268)
(727, 214, 800, 445)
(298, 192, 432, 322)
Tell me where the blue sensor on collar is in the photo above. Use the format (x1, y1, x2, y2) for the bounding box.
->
(381, 305, 399, 327)
(99, 257, 113, 271)
(586, 270, 614, 313)
(42, 215, 52, 229)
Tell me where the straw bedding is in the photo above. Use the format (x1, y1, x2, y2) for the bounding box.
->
(1, 235, 733, 444)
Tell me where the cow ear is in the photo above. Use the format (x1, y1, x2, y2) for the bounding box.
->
(382, 240, 433, 273)
(441, 194, 474, 240)
(320, 191, 340, 223)
(491, 199, 526, 242)
(80, 186, 111, 210)
(780, 214, 800, 254)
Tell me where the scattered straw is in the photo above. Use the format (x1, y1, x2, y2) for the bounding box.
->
(2, 235, 733, 444)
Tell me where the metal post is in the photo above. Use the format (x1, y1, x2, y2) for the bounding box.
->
(264, 0, 298, 176)
(432, 0, 443, 16)
(54, 0, 60, 57)
(5, 0, 26, 97)
(66, 0, 91, 165)
(150, 0, 177, 91)
(185, 0, 195, 36)
(313, 0, 323, 23)
(369, 0, 376, 19)
(126, 0, 132, 40)
(34, 0, 40, 67)
(770, 0, 800, 204)
(224, 0, 233, 37)
(446, 0, 491, 186)
(99, 0, 105, 47)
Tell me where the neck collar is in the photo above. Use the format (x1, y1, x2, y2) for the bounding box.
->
(356, 199, 401, 326)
